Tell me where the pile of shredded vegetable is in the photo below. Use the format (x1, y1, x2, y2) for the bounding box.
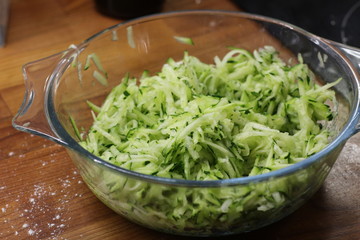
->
(80, 46, 339, 180)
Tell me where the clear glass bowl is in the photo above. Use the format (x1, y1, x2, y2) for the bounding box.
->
(13, 11, 360, 236)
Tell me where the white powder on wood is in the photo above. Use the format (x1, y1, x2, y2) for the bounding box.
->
(28, 229, 35, 236)
(10, 169, 86, 238)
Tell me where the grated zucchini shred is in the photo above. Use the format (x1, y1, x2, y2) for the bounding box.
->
(81, 46, 339, 180)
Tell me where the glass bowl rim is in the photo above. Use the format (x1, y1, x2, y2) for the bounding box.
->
(48, 10, 360, 187)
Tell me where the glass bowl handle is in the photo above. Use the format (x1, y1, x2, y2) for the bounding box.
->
(332, 42, 360, 74)
(12, 51, 67, 146)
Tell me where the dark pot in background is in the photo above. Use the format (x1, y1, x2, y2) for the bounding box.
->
(94, 0, 165, 19)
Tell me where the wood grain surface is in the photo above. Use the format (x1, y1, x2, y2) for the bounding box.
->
(0, 0, 359, 239)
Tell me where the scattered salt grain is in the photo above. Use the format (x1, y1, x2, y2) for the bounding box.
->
(6, 171, 86, 238)
(28, 229, 35, 236)
(8, 151, 15, 157)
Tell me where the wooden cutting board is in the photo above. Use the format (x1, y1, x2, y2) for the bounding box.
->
(0, 0, 359, 239)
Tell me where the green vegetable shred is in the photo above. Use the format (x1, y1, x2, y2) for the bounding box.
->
(81, 46, 339, 180)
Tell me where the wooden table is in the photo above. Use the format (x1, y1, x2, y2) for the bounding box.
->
(0, 0, 359, 239)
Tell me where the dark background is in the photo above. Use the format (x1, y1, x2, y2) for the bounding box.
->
(233, 0, 360, 48)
